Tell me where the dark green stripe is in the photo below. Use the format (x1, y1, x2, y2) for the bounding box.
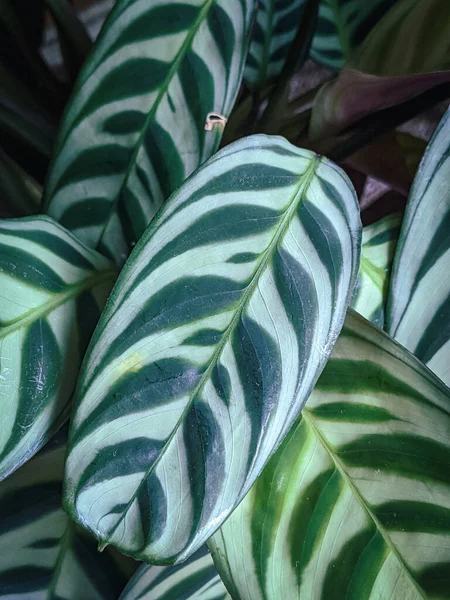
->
(77, 357, 203, 443)
(59, 198, 113, 230)
(142, 120, 185, 200)
(54, 145, 132, 191)
(414, 293, 450, 364)
(183, 328, 224, 346)
(273, 248, 318, 389)
(299, 199, 343, 298)
(132, 203, 281, 291)
(341, 531, 388, 600)
(76, 437, 163, 495)
(292, 464, 345, 587)
(309, 402, 395, 423)
(80, 58, 170, 122)
(0, 245, 65, 293)
(103, 110, 146, 135)
(179, 50, 214, 156)
(184, 400, 225, 540)
(233, 315, 282, 475)
(338, 433, 450, 485)
(101, 276, 244, 373)
(0, 228, 95, 270)
(0, 482, 61, 536)
(374, 500, 450, 533)
(321, 526, 378, 600)
(1, 320, 60, 463)
(108, 4, 199, 55)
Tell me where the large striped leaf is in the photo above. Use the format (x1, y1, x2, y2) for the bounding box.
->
(0, 431, 127, 598)
(119, 546, 228, 599)
(0, 216, 115, 481)
(209, 309, 450, 600)
(309, 0, 395, 70)
(386, 108, 450, 387)
(351, 213, 401, 327)
(63, 135, 361, 564)
(244, 0, 307, 90)
(44, 0, 255, 265)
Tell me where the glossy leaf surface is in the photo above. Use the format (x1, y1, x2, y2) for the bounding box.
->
(0, 216, 115, 481)
(63, 135, 361, 564)
(309, 0, 395, 70)
(352, 0, 450, 76)
(351, 213, 401, 327)
(244, 0, 307, 90)
(210, 310, 450, 600)
(0, 432, 126, 599)
(387, 107, 450, 386)
(44, 0, 255, 265)
(119, 546, 228, 599)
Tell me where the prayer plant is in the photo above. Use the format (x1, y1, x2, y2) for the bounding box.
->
(0, 0, 449, 598)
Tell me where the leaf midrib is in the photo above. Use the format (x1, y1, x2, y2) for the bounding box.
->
(302, 407, 427, 598)
(98, 156, 321, 552)
(97, 0, 216, 251)
(0, 269, 116, 339)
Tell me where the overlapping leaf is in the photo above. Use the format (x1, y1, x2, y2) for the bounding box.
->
(0, 431, 126, 598)
(310, 0, 450, 140)
(119, 546, 228, 600)
(353, 0, 450, 76)
(63, 135, 361, 565)
(386, 107, 450, 387)
(209, 309, 450, 600)
(0, 216, 115, 481)
(351, 213, 401, 327)
(44, 0, 255, 265)
(244, 0, 307, 90)
(309, 0, 395, 70)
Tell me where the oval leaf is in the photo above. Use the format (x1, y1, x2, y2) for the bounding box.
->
(209, 309, 450, 599)
(63, 135, 361, 564)
(0, 216, 115, 481)
(351, 212, 401, 327)
(44, 0, 255, 265)
(386, 107, 450, 386)
(0, 431, 126, 599)
(119, 546, 228, 599)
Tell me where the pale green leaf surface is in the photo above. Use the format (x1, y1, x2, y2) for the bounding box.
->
(44, 0, 255, 265)
(63, 135, 361, 565)
(351, 213, 401, 327)
(387, 107, 450, 386)
(210, 309, 450, 600)
(0, 431, 127, 599)
(119, 546, 229, 599)
(0, 216, 115, 481)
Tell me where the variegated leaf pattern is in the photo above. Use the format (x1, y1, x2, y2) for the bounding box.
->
(210, 309, 450, 600)
(244, 0, 307, 89)
(44, 0, 255, 265)
(309, 0, 395, 70)
(351, 213, 401, 327)
(0, 431, 126, 599)
(386, 107, 450, 387)
(63, 135, 361, 564)
(0, 216, 115, 481)
(119, 546, 229, 600)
